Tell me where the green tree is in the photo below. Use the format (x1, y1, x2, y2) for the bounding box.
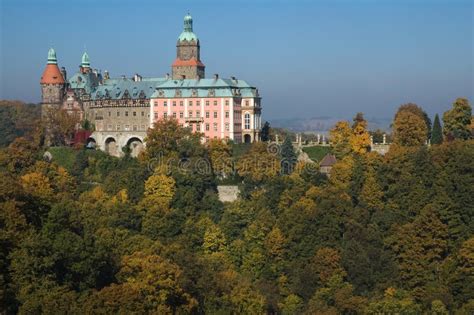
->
(443, 98, 472, 140)
(280, 136, 297, 175)
(261, 121, 271, 142)
(431, 113, 443, 145)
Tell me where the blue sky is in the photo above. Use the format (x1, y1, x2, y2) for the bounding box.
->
(0, 0, 472, 120)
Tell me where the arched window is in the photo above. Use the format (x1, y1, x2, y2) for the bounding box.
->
(244, 113, 250, 130)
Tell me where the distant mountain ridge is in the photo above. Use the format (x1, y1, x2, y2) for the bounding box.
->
(268, 116, 392, 133)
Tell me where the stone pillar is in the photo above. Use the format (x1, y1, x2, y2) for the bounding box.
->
(370, 135, 374, 145)
(383, 134, 386, 145)
(322, 135, 326, 144)
(275, 134, 279, 144)
(317, 134, 320, 144)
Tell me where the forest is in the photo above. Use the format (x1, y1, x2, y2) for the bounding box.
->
(0, 98, 473, 314)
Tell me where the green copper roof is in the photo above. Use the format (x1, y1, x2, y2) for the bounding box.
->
(178, 13, 198, 42)
(47, 48, 57, 64)
(81, 52, 90, 68)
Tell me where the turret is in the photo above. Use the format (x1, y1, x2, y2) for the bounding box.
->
(80, 52, 91, 73)
(40, 48, 65, 105)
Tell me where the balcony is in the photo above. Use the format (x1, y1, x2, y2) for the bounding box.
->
(185, 116, 204, 123)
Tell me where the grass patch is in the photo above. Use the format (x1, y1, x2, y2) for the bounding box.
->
(302, 146, 332, 162)
(48, 147, 78, 172)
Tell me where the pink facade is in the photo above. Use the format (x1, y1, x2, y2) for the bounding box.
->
(150, 97, 245, 142)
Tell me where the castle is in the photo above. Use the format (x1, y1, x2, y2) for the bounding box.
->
(40, 14, 262, 156)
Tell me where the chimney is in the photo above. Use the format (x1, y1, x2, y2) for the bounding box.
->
(165, 73, 170, 80)
(134, 73, 142, 82)
(214, 73, 219, 80)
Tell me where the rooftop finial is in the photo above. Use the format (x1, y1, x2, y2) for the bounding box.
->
(184, 13, 193, 32)
(81, 51, 90, 68)
(47, 48, 57, 65)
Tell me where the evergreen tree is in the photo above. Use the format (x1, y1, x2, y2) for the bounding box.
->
(280, 136, 297, 175)
(431, 114, 443, 145)
(261, 121, 271, 142)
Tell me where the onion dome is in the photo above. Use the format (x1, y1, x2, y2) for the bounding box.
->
(81, 52, 90, 68)
(178, 13, 198, 42)
(40, 48, 65, 84)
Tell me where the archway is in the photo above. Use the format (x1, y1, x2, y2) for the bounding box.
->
(126, 137, 144, 157)
(105, 137, 118, 156)
(244, 134, 252, 144)
(86, 137, 96, 149)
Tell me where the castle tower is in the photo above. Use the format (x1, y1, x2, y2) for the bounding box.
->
(171, 14, 205, 79)
(40, 48, 65, 106)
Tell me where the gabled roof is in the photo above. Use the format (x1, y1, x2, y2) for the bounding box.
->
(319, 154, 337, 167)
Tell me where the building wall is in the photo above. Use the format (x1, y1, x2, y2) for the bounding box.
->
(151, 96, 242, 142)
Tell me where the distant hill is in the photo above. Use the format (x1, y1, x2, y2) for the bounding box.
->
(0, 100, 41, 147)
(269, 116, 392, 133)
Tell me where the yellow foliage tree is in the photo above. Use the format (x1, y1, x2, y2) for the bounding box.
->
(20, 172, 54, 201)
(208, 139, 233, 177)
(392, 110, 428, 146)
(350, 112, 371, 154)
(236, 142, 280, 182)
(330, 121, 352, 158)
(142, 173, 176, 210)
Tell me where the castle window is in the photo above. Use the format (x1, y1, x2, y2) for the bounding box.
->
(172, 101, 176, 106)
(225, 100, 229, 106)
(164, 101, 167, 106)
(206, 100, 209, 106)
(154, 101, 158, 106)
(189, 101, 193, 106)
(189, 111, 193, 117)
(214, 101, 217, 106)
(108, 112, 111, 117)
(117, 125, 121, 130)
(117, 112, 120, 117)
(164, 113, 168, 118)
(244, 113, 250, 129)
(180, 101, 184, 106)
(141, 111, 144, 116)
(197, 124, 201, 131)
(245, 100, 249, 106)
(205, 123, 209, 131)
(180, 112, 184, 118)
(225, 111, 229, 118)
(125, 111, 129, 117)
(172, 112, 176, 118)
(214, 112, 217, 118)
(154, 112, 158, 119)
(133, 111, 136, 116)
(206, 112, 209, 118)
(197, 101, 200, 106)
(213, 123, 218, 131)
(225, 123, 229, 131)
(196, 111, 200, 117)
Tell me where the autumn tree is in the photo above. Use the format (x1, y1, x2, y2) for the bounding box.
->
(431, 113, 443, 145)
(350, 112, 371, 154)
(443, 97, 472, 140)
(392, 110, 428, 146)
(330, 121, 352, 158)
(208, 139, 233, 178)
(236, 142, 280, 183)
